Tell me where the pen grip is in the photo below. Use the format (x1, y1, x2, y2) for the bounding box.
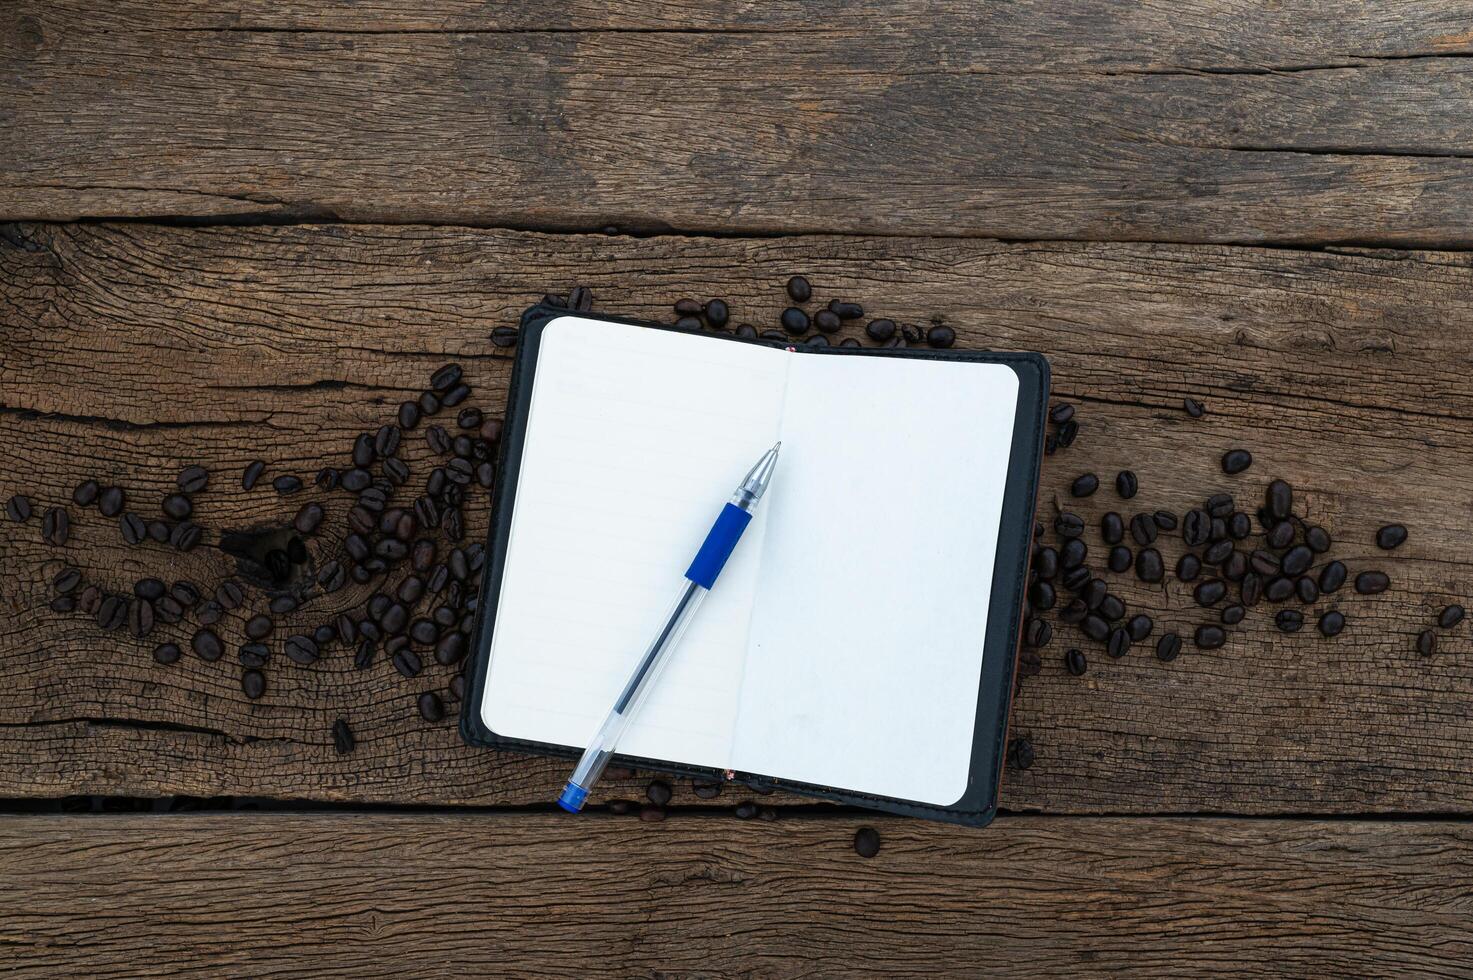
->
(685, 503, 753, 589)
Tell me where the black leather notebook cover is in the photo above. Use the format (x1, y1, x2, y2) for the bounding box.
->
(461, 306, 1049, 827)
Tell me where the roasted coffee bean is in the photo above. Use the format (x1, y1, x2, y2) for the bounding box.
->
(1209, 517, 1227, 542)
(285, 635, 319, 665)
(1355, 571, 1390, 595)
(242, 460, 265, 491)
(466, 543, 485, 572)
(53, 567, 82, 594)
(392, 648, 423, 679)
(1100, 512, 1124, 545)
(172, 466, 208, 496)
(358, 487, 389, 513)
(828, 299, 863, 320)
(1047, 403, 1075, 425)
(784, 275, 813, 302)
(96, 595, 128, 631)
(1439, 604, 1465, 629)
(1125, 614, 1153, 642)
(1240, 572, 1263, 607)
(926, 324, 956, 348)
(1221, 604, 1245, 626)
(1100, 594, 1127, 623)
(850, 825, 883, 858)
(153, 643, 182, 665)
(1057, 419, 1079, 448)
(435, 632, 467, 666)
(1025, 618, 1052, 648)
(410, 618, 439, 645)
(1264, 576, 1294, 602)
(119, 512, 145, 545)
(1007, 736, 1034, 771)
(368, 593, 393, 620)
(1204, 539, 1234, 565)
(1109, 545, 1133, 573)
(273, 475, 303, 495)
(1228, 512, 1252, 540)
(414, 496, 440, 530)
(427, 563, 451, 595)
(1061, 566, 1091, 592)
(1064, 647, 1088, 676)
(1222, 550, 1248, 582)
(131, 577, 165, 601)
(358, 619, 382, 643)
(238, 643, 270, 668)
(779, 307, 809, 335)
(430, 363, 463, 392)
(1317, 610, 1345, 637)
(1205, 493, 1233, 519)
(1194, 625, 1226, 650)
(1106, 628, 1131, 659)
(244, 614, 273, 640)
(1194, 579, 1227, 606)
(381, 603, 409, 635)
(1220, 449, 1252, 474)
(1304, 526, 1331, 553)
(240, 669, 266, 700)
(1281, 545, 1313, 577)
(1071, 473, 1099, 497)
(375, 424, 402, 458)
(1060, 538, 1087, 570)
(332, 718, 355, 754)
(346, 534, 371, 563)
(1376, 524, 1408, 550)
(347, 507, 375, 535)
(425, 425, 451, 456)
(1156, 632, 1183, 661)
(317, 560, 344, 592)
(352, 433, 376, 468)
(196, 601, 224, 626)
(1176, 553, 1201, 582)
(384, 457, 411, 486)
(674, 298, 702, 317)
(398, 401, 422, 430)
(215, 580, 244, 610)
(73, 480, 99, 507)
(416, 387, 441, 417)
(1082, 578, 1108, 610)
(410, 540, 437, 575)
(192, 629, 223, 661)
(1417, 629, 1437, 656)
(1055, 512, 1084, 538)
(1295, 577, 1319, 604)
(1135, 548, 1163, 582)
(375, 539, 409, 562)
(446, 458, 474, 485)
(171, 521, 202, 552)
(449, 547, 471, 581)
(479, 418, 503, 445)
(1059, 598, 1088, 625)
(418, 691, 446, 722)
(154, 596, 183, 624)
(456, 408, 483, 432)
(1275, 609, 1304, 633)
(813, 309, 841, 333)
(1183, 397, 1206, 418)
(147, 521, 170, 543)
(50, 595, 75, 613)
(40, 507, 71, 545)
(1250, 549, 1280, 577)
(1029, 581, 1056, 610)
(269, 594, 298, 615)
(865, 318, 896, 343)
(1266, 480, 1292, 521)
(1182, 509, 1211, 547)
(1145, 511, 1175, 533)
(442, 383, 470, 407)
(294, 502, 325, 535)
(1115, 470, 1138, 499)
(434, 605, 457, 628)
(336, 470, 370, 496)
(1081, 614, 1110, 642)
(99, 486, 125, 517)
(5, 495, 33, 522)
(1129, 513, 1157, 546)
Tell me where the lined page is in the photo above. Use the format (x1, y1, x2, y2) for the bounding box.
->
(481, 317, 789, 767)
(731, 354, 1020, 806)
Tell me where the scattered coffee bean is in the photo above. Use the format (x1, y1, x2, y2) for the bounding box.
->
(1124, 614, 1152, 642)
(285, 634, 319, 665)
(1098, 512, 1123, 546)
(780, 308, 809, 335)
(242, 460, 265, 490)
(1439, 605, 1465, 629)
(293, 502, 325, 535)
(1250, 549, 1280, 577)
(1056, 419, 1079, 448)
(434, 632, 467, 666)
(1182, 509, 1210, 547)
(1106, 628, 1130, 659)
(1081, 614, 1109, 643)
(119, 512, 145, 545)
(1129, 513, 1157, 546)
(1059, 538, 1086, 570)
(1281, 545, 1313, 577)
(1055, 512, 1084, 538)
(1194, 625, 1225, 650)
(785, 276, 812, 302)
(1221, 449, 1252, 474)
(1266, 480, 1292, 521)
(332, 718, 355, 754)
(1115, 471, 1138, 499)
(417, 691, 445, 722)
(1135, 548, 1163, 582)
(1228, 512, 1252, 540)
(490, 327, 519, 348)
(244, 614, 273, 640)
(1025, 618, 1052, 648)
(1221, 604, 1246, 625)
(1295, 577, 1319, 604)
(1108, 546, 1133, 573)
(42, 507, 71, 545)
(50, 595, 75, 613)
(828, 300, 863, 320)
(1064, 648, 1087, 675)
(1059, 599, 1087, 624)
(1154, 632, 1183, 661)
(160, 494, 192, 520)
(153, 643, 182, 665)
(392, 648, 423, 679)
(646, 779, 673, 807)
(1205, 493, 1234, 519)
(242, 669, 266, 699)
(865, 319, 896, 343)
(1376, 524, 1407, 550)
(1222, 551, 1248, 581)
(177, 465, 209, 494)
(98, 486, 125, 517)
(926, 324, 956, 348)
(73, 480, 99, 507)
(1194, 579, 1226, 606)
(1264, 576, 1295, 602)
(147, 521, 170, 543)
(5, 495, 33, 522)
(196, 601, 224, 626)
(1007, 736, 1034, 770)
(1176, 554, 1201, 582)
(1203, 539, 1233, 565)
(1305, 526, 1331, 553)
(1275, 609, 1304, 633)
(1318, 611, 1346, 637)
(273, 475, 303, 495)
(239, 642, 270, 668)
(53, 567, 82, 594)
(1417, 629, 1437, 657)
(192, 629, 223, 662)
(853, 827, 881, 858)
(1070, 473, 1098, 497)
(1183, 397, 1206, 418)
(96, 595, 127, 631)
(1029, 581, 1056, 610)
(1049, 403, 1075, 425)
(1355, 571, 1390, 595)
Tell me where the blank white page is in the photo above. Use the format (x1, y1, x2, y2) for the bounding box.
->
(731, 353, 1019, 806)
(481, 316, 790, 768)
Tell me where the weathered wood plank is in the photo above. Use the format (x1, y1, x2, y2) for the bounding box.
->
(7, 3, 1473, 242)
(1, 813, 1470, 976)
(0, 223, 1470, 812)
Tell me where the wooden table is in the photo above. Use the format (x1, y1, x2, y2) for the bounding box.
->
(4, 2, 1473, 974)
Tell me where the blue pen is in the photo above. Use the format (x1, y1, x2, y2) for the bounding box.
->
(558, 442, 782, 812)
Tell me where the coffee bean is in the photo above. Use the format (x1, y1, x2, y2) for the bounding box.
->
(1123, 614, 1152, 642)
(238, 642, 270, 668)
(245, 615, 273, 640)
(290, 502, 325, 535)
(332, 718, 355, 755)
(392, 648, 423, 679)
(1266, 480, 1292, 521)
(165, 520, 196, 550)
(1135, 548, 1163, 582)
(285, 635, 319, 665)
(1438, 604, 1465, 629)
(359, 487, 389, 511)
(119, 512, 145, 545)
(1046, 404, 1074, 426)
(643, 779, 674, 807)
(1064, 648, 1087, 675)
(53, 567, 82, 594)
(397, 400, 422, 430)
(39, 506, 72, 546)
(5, 495, 33, 522)
(242, 460, 265, 490)
(409, 618, 438, 645)
(1108, 545, 1133, 573)
(1099, 595, 1126, 625)
(1115, 471, 1138, 499)
(1101, 628, 1128, 659)
(96, 594, 127, 631)
(375, 424, 401, 458)
(1417, 629, 1437, 657)
(1243, 571, 1262, 604)
(1313, 610, 1344, 637)
(1303, 526, 1331, 554)
(1194, 579, 1226, 606)
(418, 389, 444, 417)
(813, 309, 840, 333)
(1059, 538, 1087, 571)
(865, 319, 896, 343)
(269, 594, 298, 615)
(1059, 599, 1088, 624)
(1081, 614, 1109, 642)
(1176, 553, 1201, 582)
(1204, 539, 1234, 565)
(153, 596, 183, 624)
(1205, 493, 1234, 519)
(434, 632, 467, 666)
(1221, 550, 1247, 582)
(1376, 524, 1407, 550)
(72, 480, 99, 507)
(828, 300, 863, 320)
(192, 629, 223, 661)
(1228, 512, 1252, 540)
(273, 475, 303, 495)
(479, 419, 502, 445)
(442, 383, 470, 407)
(429, 363, 464, 393)
(196, 601, 224, 626)
(1264, 576, 1294, 602)
(1275, 609, 1304, 633)
(417, 691, 445, 723)
(1070, 473, 1098, 497)
(1129, 513, 1157, 546)
(1144, 511, 1175, 534)
(1082, 578, 1107, 610)
(1096, 512, 1123, 546)
(1221, 449, 1252, 474)
(1250, 549, 1280, 577)
(779, 308, 809, 335)
(147, 521, 170, 543)
(1007, 736, 1034, 770)
(1281, 545, 1313, 577)
(50, 595, 76, 613)
(1194, 625, 1225, 650)
(1221, 604, 1245, 626)
(172, 465, 208, 495)
(853, 827, 881, 858)
(1209, 517, 1227, 542)
(784, 275, 813, 303)
(1156, 632, 1183, 661)
(214, 580, 243, 610)
(1056, 419, 1078, 448)
(1355, 571, 1390, 595)
(153, 643, 182, 665)
(1295, 577, 1319, 604)
(1183, 397, 1206, 418)
(98, 486, 125, 517)
(1055, 512, 1084, 538)
(1029, 581, 1056, 610)
(1182, 509, 1210, 547)
(926, 324, 956, 348)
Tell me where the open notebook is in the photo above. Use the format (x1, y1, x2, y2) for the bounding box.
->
(463, 308, 1048, 825)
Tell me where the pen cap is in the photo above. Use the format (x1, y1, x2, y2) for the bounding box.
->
(558, 783, 589, 813)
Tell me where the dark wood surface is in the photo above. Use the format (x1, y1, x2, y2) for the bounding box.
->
(4, 0, 1473, 973)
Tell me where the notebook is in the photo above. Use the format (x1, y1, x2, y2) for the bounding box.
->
(462, 307, 1049, 826)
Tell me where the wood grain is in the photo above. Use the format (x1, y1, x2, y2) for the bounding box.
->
(1, 812, 1470, 976)
(7, 2, 1473, 243)
(0, 222, 1469, 812)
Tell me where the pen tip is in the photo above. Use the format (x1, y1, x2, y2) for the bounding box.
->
(772, 441, 782, 453)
